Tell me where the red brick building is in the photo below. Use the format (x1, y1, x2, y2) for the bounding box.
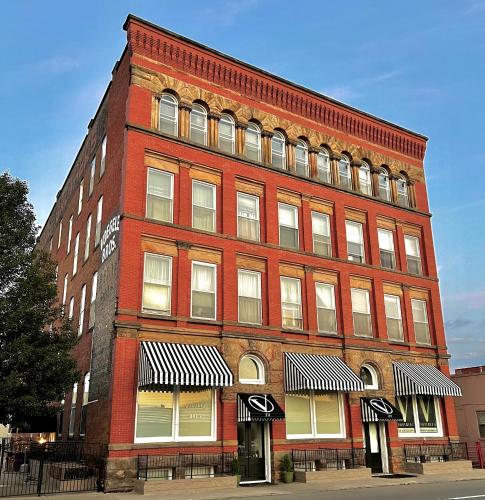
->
(38, 15, 462, 489)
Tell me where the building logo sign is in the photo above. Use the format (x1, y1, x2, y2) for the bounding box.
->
(100, 215, 120, 264)
(368, 398, 394, 416)
(248, 395, 274, 414)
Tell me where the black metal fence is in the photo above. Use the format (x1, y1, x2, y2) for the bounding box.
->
(404, 443, 469, 463)
(0, 439, 106, 496)
(137, 452, 236, 481)
(292, 448, 366, 471)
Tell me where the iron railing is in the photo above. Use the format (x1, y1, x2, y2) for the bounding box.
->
(404, 443, 468, 463)
(137, 452, 236, 481)
(292, 448, 366, 471)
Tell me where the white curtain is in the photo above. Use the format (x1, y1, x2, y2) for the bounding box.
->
(193, 264, 215, 292)
(281, 278, 300, 304)
(384, 295, 401, 318)
(238, 271, 260, 298)
(316, 283, 334, 309)
(193, 182, 214, 208)
(378, 229, 394, 251)
(346, 221, 362, 243)
(279, 204, 297, 228)
(148, 169, 172, 198)
(144, 255, 171, 312)
(312, 213, 329, 236)
(145, 255, 170, 284)
(405, 236, 419, 257)
(351, 289, 369, 313)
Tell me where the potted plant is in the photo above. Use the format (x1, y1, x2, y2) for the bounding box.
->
(280, 453, 294, 483)
(232, 457, 241, 486)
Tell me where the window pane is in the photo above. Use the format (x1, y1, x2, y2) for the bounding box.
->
(397, 396, 415, 433)
(237, 193, 259, 241)
(405, 236, 420, 257)
(272, 134, 286, 168)
(279, 204, 297, 227)
(315, 393, 341, 435)
(385, 295, 403, 340)
(143, 255, 171, 313)
(136, 391, 173, 439)
(179, 390, 212, 437)
(417, 395, 438, 433)
(317, 152, 331, 182)
(159, 95, 178, 136)
(412, 299, 430, 344)
(190, 106, 207, 145)
(286, 394, 312, 435)
(239, 357, 259, 381)
(312, 213, 331, 256)
(147, 169, 173, 222)
(219, 115, 235, 154)
(281, 278, 302, 329)
(246, 125, 261, 162)
(351, 289, 369, 313)
(238, 271, 261, 324)
(316, 283, 334, 309)
(192, 264, 215, 319)
(193, 182, 215, 232)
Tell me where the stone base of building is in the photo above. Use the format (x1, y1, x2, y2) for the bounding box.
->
(105, 457, 138, 492)
(134, 476, 238, 495)
(404, 460, 473, 475)
(294, 467, 372, 483)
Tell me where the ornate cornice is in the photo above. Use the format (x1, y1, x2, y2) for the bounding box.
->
(130, 64, 425, 183)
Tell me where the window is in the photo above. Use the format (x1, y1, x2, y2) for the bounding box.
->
(159, 93, 178, 136)
(49, 237, 53, 253)
(286, 392, 344, 438)
(311, 212, 331, 257)
(346, 221, 365, 263)
(95, 196, 103, 247)
(80, 373, 90, 436)
(339, 155, 351, 189)
(190, 104, 207, 145)
(100, 136, 107, 177)
(237, 193, 259, 241)
(68, 383, 78, 437)
(378, 228, 395, 269)
(397, 177, 409, 206)
(317, 150, 331, 183)
(136, 388, 215, 442)
(62, 274, 68, 306)
(142, 253, 172, 315)
(218, 113, 235, 154)
(315, 283, 337, 334)
(89, 272, 98, 328)
(57, 220, 62, 249)
(78, 179, 84, 215)
(295, 140, 309, 176)
(73, 233, 80, 275)
(397, 395, 442, 436)
(68, 297, 74, 320)
(146, 169, 173, 223)
(477, 412, 485, 439)
(351, 288, 372, 337)
(360, 365, 379, 390)
(384, 294, 403, 341)
(192, 180, 216, 232)
(378, 169, 391, 201)
(191, 262, 216, 320)
(278, 203, 299, 250)
(271, 131, 286, 169)
(88, 157, 95, 196)
(280, 277, 302, 330)
(67, 216, 73, 254)
(405, 235, 422, 275)
(84, 215, 92, 262)
(239, 355, 265, 384)
(78, 284, 86, 336)
(238, 270, 262, 324)
(245, 123, 261, 162)
(412, 299, 430, 345)
(359, 162, 372, 195)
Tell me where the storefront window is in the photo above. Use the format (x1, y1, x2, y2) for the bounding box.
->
(179, 390, 212, 437)
(417, 395, 438, 433)
(286, 392, 343, 438)
(396, 395, 441, 436)
(136, 392, 173, 439)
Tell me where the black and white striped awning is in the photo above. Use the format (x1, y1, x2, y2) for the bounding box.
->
(393, 362, 461, 397)
(284, 352, 364, 392)
(238, 394, 285, 422)
(138, 341, 233, 390)
(361, 397, 403, 422)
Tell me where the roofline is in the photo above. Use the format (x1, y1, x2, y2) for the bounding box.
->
(123, 14, 428, 142)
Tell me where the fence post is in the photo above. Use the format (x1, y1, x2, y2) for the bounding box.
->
(0, 438, 5, 480)
(36, 444, 45, 496)
(477, 442, 484, 469)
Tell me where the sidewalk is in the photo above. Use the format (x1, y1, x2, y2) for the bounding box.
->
(15, 469, 485, 500)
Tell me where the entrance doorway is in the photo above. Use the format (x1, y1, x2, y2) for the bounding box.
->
(237, 422, 268, 483)
(363, 422, 389, 473)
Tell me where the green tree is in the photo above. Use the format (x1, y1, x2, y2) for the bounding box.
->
(0, 172, 78, 429)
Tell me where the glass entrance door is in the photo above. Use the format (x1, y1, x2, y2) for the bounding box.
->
(364, 422, 383, 473)
(237, 422, 266, 482)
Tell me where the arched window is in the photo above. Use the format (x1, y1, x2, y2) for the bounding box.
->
(339, 155, 351, 189)
(359, 161, 372, 195)
(159, 93, 178, 136)
(378, 168, 391, 201)
(219, 113, 235, 154)
(317, 149, 331, 183)
(271, 131, 286, 169)
(190, 104, 208, 145)
(360, 364, 379, 389)
(295, 140, 309, 177)
(245, 123, 261, 162)
(239, 355, 265, 384)
(397, 176, 409, 207)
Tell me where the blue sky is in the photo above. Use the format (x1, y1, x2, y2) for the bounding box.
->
(1, 1, 483, 369)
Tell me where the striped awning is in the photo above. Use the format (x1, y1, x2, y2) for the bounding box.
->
(284, 352, 364, 392)
(238, 394, 285, 422)
(393, 362, 461, 397)
(138, 342, 233, 390)
(361, 397, 403, 422)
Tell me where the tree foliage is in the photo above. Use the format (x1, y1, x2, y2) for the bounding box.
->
(0, 172, 78, 429)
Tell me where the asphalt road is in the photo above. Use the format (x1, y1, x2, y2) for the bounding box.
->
(240, 479, 485, 500)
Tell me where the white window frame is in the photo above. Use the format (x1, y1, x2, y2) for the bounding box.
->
(88, 157, 96, 196)
(190, 261, 217, 321)
(384, 294, 404, 341)
(378, 169, 391, 201)
(280, 276, 303, 331)
(397, 177, 409, 206)
(285, 391, 346, 439)
(346, 220, 365, 263)
(339, 155, 352, 189)
(317, 149, 332, 183)
(89, 272, 97, 328)
(278, 203, 299, 249)
(192, 180, 216, 233)
(190, 104, 208, 145)
(57, 220, 62, 249)
(412, 299, 431, 345)
(237, 192, 260, 242)
(142, 253, 172, 316)
(239, 354, 265, 385)
(218, 113, 235, 154)
(62, 274, 68, 306)
(351, 288, 373, 337)
(68, 297, 74, 320)
(360, 364, 379, 390)
(378, 228, 396, 269)
(271, 131, 286, 169)
(84, 215, 92, 262)
(237, 269, 262, 325)
(100, 135, 107, 177)
(405, 235, 422, 275)
(146, 168, 174, 223)
(78, 284, 86, 336)
(359, 162, 372, 195)
(95, 196, 103, 247)
(311, 211, 332, 257)
(315, 282, 337, 334)
(134, 388, 217, 443)
(159, 93, 179, 136)
(67, 215, 73, 254)
(78, 179, 84, 215)
(397, 395, 443, 438)
(245, 123, 261, 162)
(69, 382, 78, 437)
(295, 140, 309, 176)
(73, 233, 80, 276)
